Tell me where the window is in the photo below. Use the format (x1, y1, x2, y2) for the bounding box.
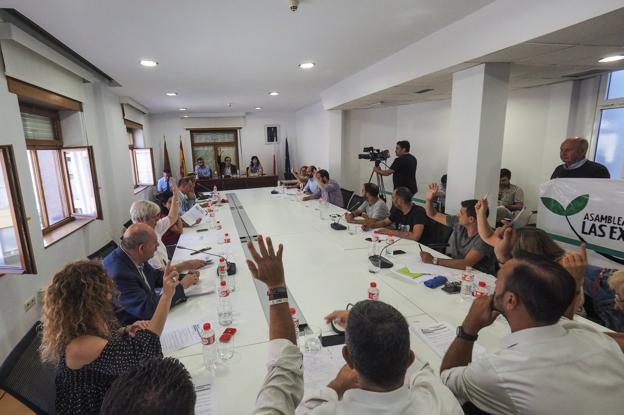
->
(126, 120, 155, 190)
(20, 105, 103, 233)
(0, 146, 36, 274)
(594, 70, 624, 179)
(190, 129, 239, 176)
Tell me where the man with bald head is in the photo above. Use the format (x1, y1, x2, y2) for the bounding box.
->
(103, 223, 197, 324)
(551, 137, 610, 179)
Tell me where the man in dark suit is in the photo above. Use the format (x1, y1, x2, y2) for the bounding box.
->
(217, 150, 238, 177)
(103, 223, 197, 325)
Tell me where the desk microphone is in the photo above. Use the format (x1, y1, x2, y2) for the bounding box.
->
(329, 214, 347, 231)
(368, 236, 400, 269)
(176, 246, 237, 275)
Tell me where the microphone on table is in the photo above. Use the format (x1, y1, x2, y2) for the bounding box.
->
(329, 214, 347, 230)
(368, 236, 400, 269)
(176, 246, 237, 275)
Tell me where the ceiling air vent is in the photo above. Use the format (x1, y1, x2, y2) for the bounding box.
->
(563, 69, 607, 79)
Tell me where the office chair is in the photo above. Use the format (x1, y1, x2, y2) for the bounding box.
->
(0, 322, 56, 414)
(87, 240, 119, 261)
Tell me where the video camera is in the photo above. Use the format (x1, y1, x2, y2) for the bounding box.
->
(358, 147, 390, 166)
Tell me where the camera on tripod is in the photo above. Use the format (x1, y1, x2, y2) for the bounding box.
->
(358, 147, 390, 166)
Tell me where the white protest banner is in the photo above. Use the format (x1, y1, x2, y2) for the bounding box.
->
(538, 179, 624, 266)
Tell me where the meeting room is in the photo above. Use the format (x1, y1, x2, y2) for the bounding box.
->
(1, 1, 624, 414)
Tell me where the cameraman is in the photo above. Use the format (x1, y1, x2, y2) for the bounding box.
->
(373, 140, 417, 194)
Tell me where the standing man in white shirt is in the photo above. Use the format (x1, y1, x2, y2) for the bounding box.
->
(296, 301, 462, 414)
(441, 253, 624, 415)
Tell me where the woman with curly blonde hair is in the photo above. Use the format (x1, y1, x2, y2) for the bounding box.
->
(41, 259, 179, 414)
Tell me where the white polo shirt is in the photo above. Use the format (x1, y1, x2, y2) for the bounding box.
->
(441, 320, 624, 415)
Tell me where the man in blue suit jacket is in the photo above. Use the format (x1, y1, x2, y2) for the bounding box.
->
(103, 223, 198, 325)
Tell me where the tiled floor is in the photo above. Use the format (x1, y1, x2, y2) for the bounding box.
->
(0, 390, 34, 415)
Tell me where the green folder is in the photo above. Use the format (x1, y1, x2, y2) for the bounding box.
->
(394, 266, 428, 280)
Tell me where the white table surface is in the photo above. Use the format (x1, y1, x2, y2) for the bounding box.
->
(164, 186, 606, 414)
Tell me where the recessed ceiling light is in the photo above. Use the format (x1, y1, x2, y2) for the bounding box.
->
(183, 115, 189, 118)
(140, 59, 158, 67)
(165, 92, 178, 96)
(299, 62, 315, 69)
(179, 108, 188, 111)
(255, 107, 262, 110)
(269, 91, 280, 96)
(599, 55, 624, 63)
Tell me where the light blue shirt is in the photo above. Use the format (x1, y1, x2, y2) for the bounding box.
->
(563, 158, 587, 170)
(303, 177, 320, 195)
(157, 177, 172, 193)
(195, 165, 212, 178)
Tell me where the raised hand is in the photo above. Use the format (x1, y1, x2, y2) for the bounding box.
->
(162, 264, 180, 298)
(559, 243, 587, 285)
(494, 226, 513, 263)
(475, 196, 489, 216)
(426, 183, 438, 201)
(246, 235, 285, 289)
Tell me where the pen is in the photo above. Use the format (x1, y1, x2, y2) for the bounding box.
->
(418, 243, 423, 253)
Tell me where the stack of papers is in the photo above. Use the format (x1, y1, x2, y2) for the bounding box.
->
(182, 204, 208, 226)
(184, 275, 216, 297)
(411, 321, 486, 359)
(303, 345, 345, 394)
(160, 324, 202, 354)
(194, 383, 216, 414)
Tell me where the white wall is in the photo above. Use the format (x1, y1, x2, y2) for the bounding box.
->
(295, 102, 331, 171)
(316, 78, 601, 210)
(0, 74, 150, 363)
(148, 112, 297, 180)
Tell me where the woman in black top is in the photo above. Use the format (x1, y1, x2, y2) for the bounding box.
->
(40, 260, 179, 414)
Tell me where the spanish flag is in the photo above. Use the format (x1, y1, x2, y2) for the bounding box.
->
(179, 137, 187, 178)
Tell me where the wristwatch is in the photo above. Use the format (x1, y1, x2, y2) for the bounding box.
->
(267, 286, 288, 301)
(432, 257, 439, 265)
(456, 326, 478, 342)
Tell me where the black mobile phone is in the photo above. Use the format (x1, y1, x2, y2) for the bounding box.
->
(321, 333, 345, 347)
(365, 237, 372, 242)
(393, 249, 406, 255)
(196, 228, 209, 232)
(441, 281, 461, 294)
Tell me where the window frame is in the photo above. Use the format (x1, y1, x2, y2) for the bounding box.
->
(189, 128, 240, 176)
(126, 120, 155, 191)
(0, 145, 36, 275)
(590, 71, 624, 178)
(62, 146, 104, 220)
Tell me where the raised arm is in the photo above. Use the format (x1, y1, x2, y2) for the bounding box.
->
(475, 197, 497, 247)
(167, 182, 180, 225)
(424, 183, 448, 225)
(147, 265, 179, 336)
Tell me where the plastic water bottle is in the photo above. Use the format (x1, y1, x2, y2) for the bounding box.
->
(201, 322, 216, 370)
(368, 281, 379, 300)
(460, 266, 475, 300)
(386, 236, 394, 258)
(290, 307, 300, 340)
(217, 280, 233, 326)
(212, 185, 218, 202)
(368, 236, 380, 273)
(216, 220, 222, 230)
(227, 267, 237, 293)
(474, 280, 489, 298)
(217, 258, 228, 282)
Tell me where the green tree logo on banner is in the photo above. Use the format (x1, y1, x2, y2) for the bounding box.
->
(541, 194, 623, 265)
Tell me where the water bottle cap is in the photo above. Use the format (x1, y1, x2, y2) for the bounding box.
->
(219, 333, 232, 342)
(220, 280, 227, 286)
(370, 281, 377, 288)
(290, 307, 296, 315)
(219, 257, 225, 262)
(478, 281, 487, 287)
(225, 233, 229, 236)
(203, 322, 212, 331)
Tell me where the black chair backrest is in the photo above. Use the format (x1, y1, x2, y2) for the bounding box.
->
(87, 240, 119, 261)
(422, 217, 453, 253)
(345, 193, 365, 212)
(0, 322, 56, 414)
(339, 188, 354, 210)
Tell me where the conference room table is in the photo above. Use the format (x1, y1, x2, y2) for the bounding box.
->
(163, 187, 607, 414)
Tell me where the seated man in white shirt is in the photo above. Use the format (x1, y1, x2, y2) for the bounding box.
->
(296, 301, 463, 415)
(345, 182, 389, 227)
(248, 235, 303, 415)
(441, 253, 624, 415)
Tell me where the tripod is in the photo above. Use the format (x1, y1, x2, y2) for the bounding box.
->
(367, 162, 388, 201)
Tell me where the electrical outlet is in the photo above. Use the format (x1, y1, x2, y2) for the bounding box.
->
(24, 296, 36, 313)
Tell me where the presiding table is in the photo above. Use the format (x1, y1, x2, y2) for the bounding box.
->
(195, 175, 278, 192)
(163, 186, 608, 414)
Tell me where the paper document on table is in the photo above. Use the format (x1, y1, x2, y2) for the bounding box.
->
(411, 321, 486, 359)
(160, 324, 202, 355)
(391, 256, 458, 283)
(184, 275, 216, 297)
(182, 204, 207, 226)
(194, 383, 216, 415)
(303, 345, 345, 394)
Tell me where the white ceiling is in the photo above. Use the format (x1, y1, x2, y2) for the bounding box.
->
(0, 0, 495, 114)
(336, 7, 624, 110)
